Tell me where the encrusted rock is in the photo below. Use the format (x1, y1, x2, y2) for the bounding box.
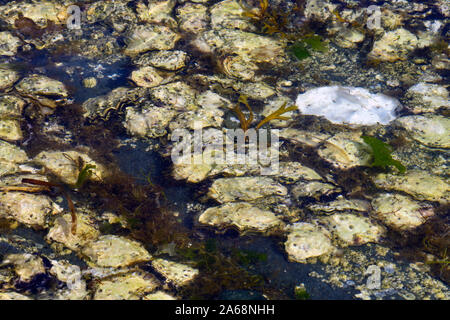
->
(15, 74, 69, 108)
(404, 83, 449, 113)
(0, 292, 32, 300)
(151, 258, 199, 287)
(130, 66, 164, 88)
(150, 81, 197, 110)
(33, 150, 108, 186)
(136, 50, 187, 71)
(0, 1, 68, 27)
(82, 235, 152, 268)
(276, 162, 322, 184)
(124, 104, 177, 138)
(0, 140, 28, 176)
(368, 28, 418, 62)
(395, 115, 449, 149)
(373, 170, 449, 202)
(0, 31, 22, 56)
(136, 0, 177, 27)
(0, 66, 20, 90)
(0, 120, 22, 141)
(0, 192, 57, 227)
(291, 180, 340, 200)
(308, 198, 371, 215)
(285, 222, 334, 262)
(371, 193, 433, 231)
(2, 253, 45, 282)
(93, 271, 159, 300)
(47, 213, 100, 251)
(176, 2, 209, 33)
(208, 177, 287, 203)
(144, 291, 177, 300)
(49, 259, 88, 300)
(210, 0, 255, 32)
(323, 213, 385, 246)
(199, 202, 283, 234)
(124, 25, 180, 55)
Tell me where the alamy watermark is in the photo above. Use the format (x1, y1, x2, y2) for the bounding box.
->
(171, 122, 280, 175)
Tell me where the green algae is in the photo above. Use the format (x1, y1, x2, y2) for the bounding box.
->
(362, 135, 406, 174)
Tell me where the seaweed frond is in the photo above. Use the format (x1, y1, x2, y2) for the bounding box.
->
(233, 95, 254, 131)
(256, 101, 297, 129)
(74, 164, 96, 189)
(361, 135, 406, 174)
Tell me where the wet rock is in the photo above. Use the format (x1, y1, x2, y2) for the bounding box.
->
(151, 258, 199, 287)
(395, 115, 449, 149)
(0, 66, 20, 90)
(368, 28, 418, 62)
(291, 180, 340, 201)
(208, 177, 287, 203)
(404, 83, 449, 113)
(2, 253, 45, 282)
(93, 271, 159, 300)
(373, 170, 449, 202)
(136, 50, 187, 71)
(317, 132, 371, 169)
(15, 74, 69, 108)
(124, 104, 177, 138)
(0, 192, 57, 227)
(0, 31, 22, 56)
(82, 235, 152, 268)
(124, 25, 180, 56)
(285, 222, 334, 262)
(295, 86, 401, 126)
(322, 214, 385, 246)
(176, 2, 209, 33)
(199, 202, 283, 234)
(130, 66, 164, 88)
(47, 213, 100, 252)
(371, 193, 433, 231)
(49, 259, 88, 300)
(33, 150, 108, 186)
(210, 0, 255, 32)
(136, 0, 177, 28)
(0, 292, 32, 300)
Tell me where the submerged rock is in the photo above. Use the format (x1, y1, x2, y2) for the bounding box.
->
(0, 292, 32, 300)
(151, 258, 199, 287)
(285, 222, 334, 262)
(15, 74, 69, 108)
(291, 180, 340, 201)
(130, 66, 164, 88)
(124, 25, 180, 55)
(82, 235, 152, 268)
(295, 86, 401, 125)
(49, 259, 88, 300)
(2, 253, 45, 282)
(208, 177, 287, 203)
(124, 104, 177, 138)
(93, 271, 159, 300)
(0, 140, 28, 176)
(371, 193, 433, 231)
(176, 2, 209, 33)
(0, 31, 22, 56)
(322, 213, 385, 247)
(368, 28, 418, 62)
(0, 95, 26, 141)
(395, 115, 450, 149)
(0, 66, 20, 90)
(404, 83, 449, 113)
(373, 170, 449, 202)
(199, 202, 283, 234)
(308, 198, 371, 215)
(136, 50, 187, 71)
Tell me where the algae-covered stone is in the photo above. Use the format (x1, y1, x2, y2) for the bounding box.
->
(0, 120, 22, 141)
(0, 95, 26, 117)
(285, 222, 334, 262)
(47, 213, 100, 251)
(33, 150, 108, 186)
(208, 177, 287, 203)
(137, 50, 187, 71)
(176, 2, 209, 33)
(2, 253, 45, 282)
(210, 0, 255, 32)
(0, 140, 28, 176)
(49, 259, 88, 300)
(0, 66, 20, 90)
(136, 0, 177, 27)
(0, 192, 56, 227)
(150, 81, 197, 111)
(277, 162, 322, 184)
(371, 193, 433, 231)
(151, 258, 199, 287)
(0, 31, 22, 56)
(373, 170, 449, 202)
(82, 235, 152, 268)
(0, 1, 68, 27)
(94, 271, 159, 300)
(308, 198, 371, 215)
(124, 25, 180, 55)
(323, 213, 385, 246)
(395, 114, 450, 149)
(199, 202, 283, 234)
